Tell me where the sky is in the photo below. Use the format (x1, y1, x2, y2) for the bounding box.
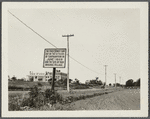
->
(8, 8, 140, 84)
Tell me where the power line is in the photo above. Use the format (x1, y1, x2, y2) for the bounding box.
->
(69, 55, 100, 75)
(8, 11, 104, 77)
(8, 10, 57, 48)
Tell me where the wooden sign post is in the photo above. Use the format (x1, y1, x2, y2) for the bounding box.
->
(51, 68, 56, 91)
(43, 48, 66, 91)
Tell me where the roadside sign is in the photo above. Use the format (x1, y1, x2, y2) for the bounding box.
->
(43, 48, 66, 68)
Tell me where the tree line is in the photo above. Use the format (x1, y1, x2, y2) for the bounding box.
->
(8, 75, 140, 87)
(125, 78, 140, 87)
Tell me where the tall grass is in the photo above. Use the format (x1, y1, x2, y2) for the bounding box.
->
(9, 85, 63, 111)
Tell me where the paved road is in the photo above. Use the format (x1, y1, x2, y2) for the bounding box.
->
(60, 89, 140, 110)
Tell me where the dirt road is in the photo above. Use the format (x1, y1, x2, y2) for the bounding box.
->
(60, 89, 140, 110)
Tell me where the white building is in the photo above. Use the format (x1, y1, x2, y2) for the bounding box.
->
(26, 70, 67, 82)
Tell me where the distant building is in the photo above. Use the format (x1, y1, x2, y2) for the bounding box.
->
(26, 70, 67, 82)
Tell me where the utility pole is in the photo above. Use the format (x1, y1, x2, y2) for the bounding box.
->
(62, 34, 74, 92)
(104, 65, 107, 88)
(114, 73, 116, 88)
(119, 76, 121, 85)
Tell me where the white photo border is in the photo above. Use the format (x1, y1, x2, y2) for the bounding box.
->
(2, 2, 148, 117)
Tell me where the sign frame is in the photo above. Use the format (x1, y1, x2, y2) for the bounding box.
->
(43, 48, 66, 68)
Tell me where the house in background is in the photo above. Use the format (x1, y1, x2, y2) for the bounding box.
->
(26, 70, 67, 82)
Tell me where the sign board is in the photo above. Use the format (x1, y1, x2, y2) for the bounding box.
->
(43, 48, 66, 68)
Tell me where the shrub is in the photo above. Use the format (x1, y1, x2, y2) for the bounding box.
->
(20, 85, 46, 108)
(8, 85, 30, 91)
(101, 85, 105, 88)
(9, 95, 23, 111)
(29, 85, 40, 98)
(45, 89, 63, 104)
(8, 86, 24, 91)
(73, 85, 89, 89)
(38, 82, 43, 87)
(21, 97, 31, 107)
(21, 86, 63, 109)
(9, 101, 21, 111)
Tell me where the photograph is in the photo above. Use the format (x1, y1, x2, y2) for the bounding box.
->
(2, 2, 148, 117)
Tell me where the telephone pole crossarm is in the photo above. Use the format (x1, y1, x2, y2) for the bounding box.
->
(62, 34, 74, 37)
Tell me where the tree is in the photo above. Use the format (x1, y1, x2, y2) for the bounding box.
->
(96, 77, 99, 81)
(126, 79, 134, 87)
(69, 79, 73, 83)
(113, 83, 115, 87)
(88, 78, 103, 85)
(56, 78, 72, 85)
(18, 78, 24, 81)
(11, 76, 17, 81)
(57, 78, 63, 84)
(48, 78, 56, 84)
(133, 82, 136, 86)
(89, 79, 97, 84)
(97, 80, 103, 85)
(75, 78, 80, 84)
(29, 76, 34, 82)
(63, 78, 72, 85)
(109, 83, 111, 86)
(116, 83, 121, 86)
(135, 78, 140, 86)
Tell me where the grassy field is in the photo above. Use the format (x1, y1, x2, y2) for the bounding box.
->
(8, 81, 91, 91)
(9, 88, 116, 101)
(9, 81, 52, 90)
(8, 86, 124, 111)
(9, 81, 138, 111)
(57, 88, 114, 98)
